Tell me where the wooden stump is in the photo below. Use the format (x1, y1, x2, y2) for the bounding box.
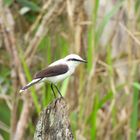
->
(34, 97, 74, 140)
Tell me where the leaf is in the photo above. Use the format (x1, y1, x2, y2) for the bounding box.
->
(17, 0, 40, 12)
(130, 82, 139, 140)
(133, 82, 140, 90)
(19, 7, 30, 15)
(3, 0, 13, 6)
(95, 1, 123, 46)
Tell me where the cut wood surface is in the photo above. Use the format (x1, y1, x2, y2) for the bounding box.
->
(34, 97, 74, 140)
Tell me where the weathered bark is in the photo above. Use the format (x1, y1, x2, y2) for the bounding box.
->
(34, 97, 74, 140)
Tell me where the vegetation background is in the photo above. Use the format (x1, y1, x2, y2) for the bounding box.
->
(0, 0, 140, 140)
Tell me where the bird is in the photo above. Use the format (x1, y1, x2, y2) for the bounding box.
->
(19, 54, 87, 97)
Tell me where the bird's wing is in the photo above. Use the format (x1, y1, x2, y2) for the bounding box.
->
(35, 64, 69, 79)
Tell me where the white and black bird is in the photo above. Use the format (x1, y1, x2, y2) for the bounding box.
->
(19, 54, 87, 97)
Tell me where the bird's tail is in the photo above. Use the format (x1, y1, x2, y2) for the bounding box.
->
(19, 78, 41, 93)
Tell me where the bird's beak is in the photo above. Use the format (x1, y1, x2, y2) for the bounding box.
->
(80, 59, 87, 63)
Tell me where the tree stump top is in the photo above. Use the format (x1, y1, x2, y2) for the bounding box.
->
(34, 98, 74, 140)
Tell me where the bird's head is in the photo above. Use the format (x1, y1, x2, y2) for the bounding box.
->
(64, 54, 87, 69)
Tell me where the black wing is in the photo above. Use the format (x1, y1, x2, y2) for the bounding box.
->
(35, 64, 69, 79)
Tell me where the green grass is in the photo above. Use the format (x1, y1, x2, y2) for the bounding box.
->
(130, 82, 139, 140)
(89, 94, 99, 140)
(19, 48, 41, 114)
(86, 1, 123, 139)
(95, 1, 123, 47)
(0, 0, 140, 139)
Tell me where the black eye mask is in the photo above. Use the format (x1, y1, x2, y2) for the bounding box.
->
(67, 58, 87, 63)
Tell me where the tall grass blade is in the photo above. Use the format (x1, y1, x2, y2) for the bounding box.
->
(95, 1, 123, 47)
(88, 94, 99, 140)
(130, 82, 139, 140)
(87, 0, 100, 72)
(19, 48, 41, 113)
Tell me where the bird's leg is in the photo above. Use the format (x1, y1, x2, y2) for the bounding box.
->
(51, 83, 56, 98)
(54, 84, 63, 98)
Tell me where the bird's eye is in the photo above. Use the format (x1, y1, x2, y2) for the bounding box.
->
(67, 58, 87, 63)
(67, 58, 75, 61)
(67, 58, 82, 62)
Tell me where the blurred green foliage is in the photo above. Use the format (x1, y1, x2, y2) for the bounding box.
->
(0, 0, 140, 140)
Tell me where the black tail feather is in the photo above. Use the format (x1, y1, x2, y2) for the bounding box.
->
(19, 78, 41, 93)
